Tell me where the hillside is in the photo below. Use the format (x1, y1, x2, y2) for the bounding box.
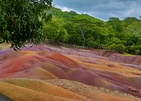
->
(0, 43, 141, 101)
(41, 8, 141, 55)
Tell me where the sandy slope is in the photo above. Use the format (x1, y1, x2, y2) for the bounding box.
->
(0, 78, 140, 101)
(48, 79, 141, 101)
(0, 43, 141, 100)
(0, 78, 90, 101)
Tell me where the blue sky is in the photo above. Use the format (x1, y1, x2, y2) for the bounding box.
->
(53, 0, 141, 21)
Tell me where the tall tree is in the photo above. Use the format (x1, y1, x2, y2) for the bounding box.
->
(107, 17, 123, 32)
(68, 14, 103, 46)
(42, 18, 69, 43)
(0, 0, 52, 50)
(123, 17, 139, 27)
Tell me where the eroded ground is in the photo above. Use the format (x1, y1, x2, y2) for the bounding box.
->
(0, 43, 141, 101)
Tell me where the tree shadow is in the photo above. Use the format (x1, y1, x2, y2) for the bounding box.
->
(0, 93, 13, 101)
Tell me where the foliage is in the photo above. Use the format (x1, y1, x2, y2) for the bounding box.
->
(0, 0, 52, 50)
(42, 7, 141, 55)
(1, 3, 141, 55)
(42, 18, 69, 42)
(108, 43, 125, 53)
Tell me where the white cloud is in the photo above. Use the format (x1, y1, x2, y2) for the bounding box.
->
(125, 2, 141, 18)
(55, 5, 73, 12)
(53, 0, 141, 21)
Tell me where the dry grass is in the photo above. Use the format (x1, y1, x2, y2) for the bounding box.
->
(0, 43, 10, 50)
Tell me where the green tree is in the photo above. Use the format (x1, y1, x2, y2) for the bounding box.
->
(67, 14, 104, 46)
(107, 17, 123, 32)
(123, 17, 139, 27)
(0, 0, 52, 50)
(126, 21, 141, 36)
(42, 18, 69, 43)
(108, 43, 125, 53)
(42, 7, 141, 55)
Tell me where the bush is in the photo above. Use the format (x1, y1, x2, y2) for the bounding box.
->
(108, 43, 125, 53)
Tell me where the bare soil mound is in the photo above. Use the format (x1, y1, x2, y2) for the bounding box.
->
(0, 44, 141, 100)
(0, 78, 90, 101)
(48, 79, 141, 101)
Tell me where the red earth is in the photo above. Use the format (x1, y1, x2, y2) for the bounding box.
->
(0, 43, 141, 101)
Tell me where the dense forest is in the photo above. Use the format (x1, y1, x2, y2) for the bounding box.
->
(42, 8, 141, 55)
(0, 1, 141, 54)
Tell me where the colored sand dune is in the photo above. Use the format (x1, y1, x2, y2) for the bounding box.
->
(0, 44, 141, 101)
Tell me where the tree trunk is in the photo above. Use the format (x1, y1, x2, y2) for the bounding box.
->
(79, 27, 85, 46)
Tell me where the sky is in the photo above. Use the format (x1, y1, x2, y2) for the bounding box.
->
(53, 0, 141, 21)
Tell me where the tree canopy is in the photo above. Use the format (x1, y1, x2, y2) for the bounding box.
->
(42, 8, 141, 55)
(1, 3, 141, 55)
(0, 0, 52, 50)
